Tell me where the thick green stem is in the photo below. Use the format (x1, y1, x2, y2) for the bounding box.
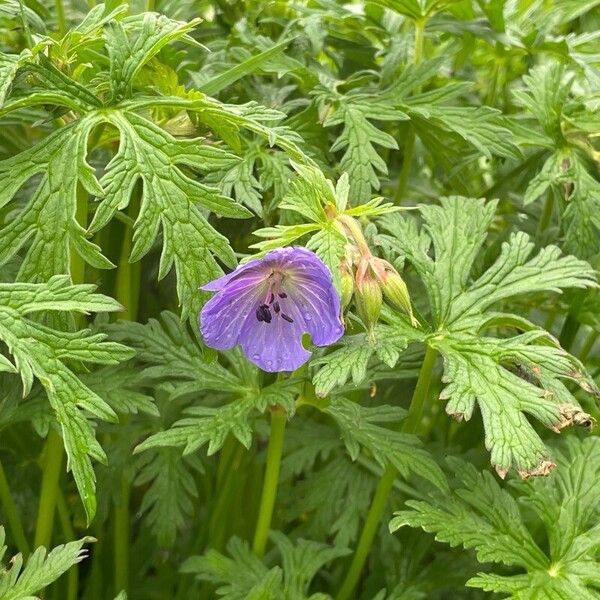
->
(114, 476, 130, 595)
(57, 492, 78, 600)
(54, 0, 66, 36)
(252, 407, 287, 558)
(394, 18, 426, 204)
(0, 459, 30, 557)
(336, 345, 437, 600)
(112, 201, 139, 595)
(400, 345, 438, 434)
(34, 429, 64, 549)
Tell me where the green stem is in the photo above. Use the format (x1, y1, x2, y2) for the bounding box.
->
(18, 0, 33, 47)
(252, 407, 287, 558)
(71, 186, 88, 286)
(34, 429, 64, 549)
(54, 0, 66, 36)
(394, 128, 416, 204)
(579, 330, 598, 362)
(114, 475, 130, 596)
(559, 291, 585, 352)
(56, 492, 78, 600)
(336, 345, 437, 600)
(0, 459, 30, 557)
(400, 344, 438, 434)
(537, 192, 554, 236)
(112, 198, 139, 595)
(394, 18, 426, 205)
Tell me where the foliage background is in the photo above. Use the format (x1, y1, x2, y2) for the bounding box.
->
(0, 0, 599, 599)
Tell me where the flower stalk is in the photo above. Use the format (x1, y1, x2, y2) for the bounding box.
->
(336, 344, 437, 600)
(252, 406, 287, 557)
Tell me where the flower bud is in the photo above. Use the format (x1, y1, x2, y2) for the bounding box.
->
(339, 259, 354, 308)
(354, 271, 382, 330)
(380, 266, 418, 326)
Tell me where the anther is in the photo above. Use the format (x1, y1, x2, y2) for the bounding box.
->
(273, 301, 280, 313)
(278, 292, 287, 298)
(281, 313, 293, 323)
(267, 292, 275, 304)
(256, 304, 272, 323)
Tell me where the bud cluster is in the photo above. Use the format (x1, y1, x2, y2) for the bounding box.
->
(336, 215, 417, 330)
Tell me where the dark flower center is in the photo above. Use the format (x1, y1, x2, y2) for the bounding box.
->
(255, 277, 294, 324)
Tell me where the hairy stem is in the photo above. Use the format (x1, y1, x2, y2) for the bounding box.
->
(0, 459, 30, 557)
(336, 345, 437, 600)
(394, 18, 426, 204)
(34, 429, 64, 549)
(252, 406, 287, 557)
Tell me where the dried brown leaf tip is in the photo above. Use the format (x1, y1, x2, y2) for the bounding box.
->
(558, 404, 596, 431)
(448, 411, 464, 423)
(494, 466, 508, 479)
(518, 460, 556, 479)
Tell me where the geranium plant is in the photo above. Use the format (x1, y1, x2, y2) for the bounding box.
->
(0, 1, 599, 599)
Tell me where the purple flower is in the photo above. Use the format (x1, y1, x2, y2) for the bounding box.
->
(200, 247, 344, 372)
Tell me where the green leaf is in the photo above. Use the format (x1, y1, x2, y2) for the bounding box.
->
(135, 448, 201, 547)
(81, 364, 158, 417)
(325, 397, 447, 490)
(106, 13, 202, 102)
(252, 163, 397, 290)
(135, 378, 301, 457)
(88, 110, 250, 319)
(182, 538, 277, 599)
(319, 90, 404, 202)
(312, 323, 424, 397)
(182, 534, 348, 600)
(0, 276, 134, 521)
(431, 332, 595, 476)
(110, 312, 251, 399)
(392, 438, 600, 599)
(0, 526, 92, 600)
(0, 114, 111, 281)
(380, 197, 598, 475)
(198, 37, 296, 97)
(380, 196, 597, 329)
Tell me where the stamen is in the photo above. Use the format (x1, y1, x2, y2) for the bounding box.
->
(281, 313, 294, 323)
(278, 292, 287, 298)
(255, 304, 272, 323)
(273, 301, 280, 313)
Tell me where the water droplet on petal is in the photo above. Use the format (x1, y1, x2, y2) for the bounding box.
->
(267, 360, 273, 367)
(304, 313, 312, 320)
(283, 351, 290, 359)
(253, 353, 260, 360)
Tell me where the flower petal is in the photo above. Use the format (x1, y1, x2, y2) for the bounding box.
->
(200, 257, 267, 291)
(239, 308, 310, 372)
(200, 278, 265, 350)
(286, 274, 344, 346)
